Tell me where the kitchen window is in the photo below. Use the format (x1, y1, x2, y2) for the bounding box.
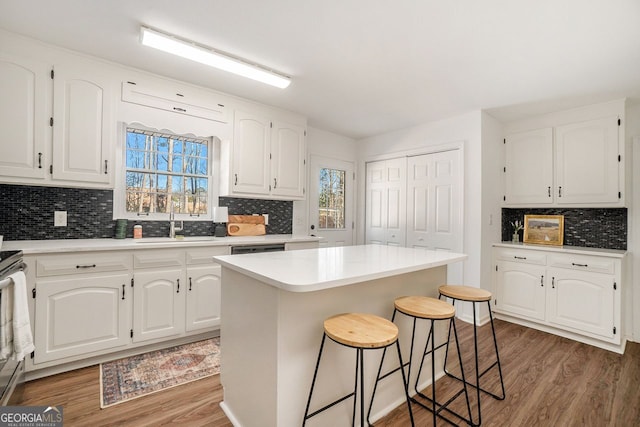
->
(121, 127, 215, 219)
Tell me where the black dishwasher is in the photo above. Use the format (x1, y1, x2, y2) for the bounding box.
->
(231, 243, 286, 254)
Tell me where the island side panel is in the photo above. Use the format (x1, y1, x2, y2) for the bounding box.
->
(276, 266, 448, 427)
(219, 267, 279, 427)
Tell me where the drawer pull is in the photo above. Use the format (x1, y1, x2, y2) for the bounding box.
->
(76, 264, 97, 269)
(514, 256, 527, 260)
(571, 262, 588, 267)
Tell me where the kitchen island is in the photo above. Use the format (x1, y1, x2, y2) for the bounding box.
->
(214, 244, 467, 427)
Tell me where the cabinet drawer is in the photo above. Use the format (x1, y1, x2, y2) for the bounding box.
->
(134, 250, 185, 269)
(37, 252, 132, 277)
(186, 247, 231, 265)
(494, 248, 546, 265)
(547, 254, 617, 275)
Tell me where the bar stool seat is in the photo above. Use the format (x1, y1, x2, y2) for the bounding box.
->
(439, 284, 506, 426)
(370, 296, 472, 426)
(304, 313, 414, 426)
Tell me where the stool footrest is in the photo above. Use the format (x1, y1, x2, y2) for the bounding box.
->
(304, 392, 355, 420)
(411, 393, 474, 426)
(444, 361, 506, 401)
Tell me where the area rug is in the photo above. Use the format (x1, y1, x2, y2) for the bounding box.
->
(99, 337, 220, 408)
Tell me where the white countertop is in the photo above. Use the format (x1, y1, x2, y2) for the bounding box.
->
(493, 242, 627, 258)
(214, 244, 467, 292)
(2, 234, 320, 254)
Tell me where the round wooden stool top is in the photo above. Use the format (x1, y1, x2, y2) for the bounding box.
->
(394, 296, 455, 320)
(439, 285, 492, 302)
(324, 313, 399, 349)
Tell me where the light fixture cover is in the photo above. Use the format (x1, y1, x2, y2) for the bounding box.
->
(140, 27, 290, 89)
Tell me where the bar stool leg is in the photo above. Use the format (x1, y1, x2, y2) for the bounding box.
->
(303, 334, 327, 427)
(487, 301, 506, 401)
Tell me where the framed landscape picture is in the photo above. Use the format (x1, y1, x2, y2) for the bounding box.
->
(523, 214, 564, 246)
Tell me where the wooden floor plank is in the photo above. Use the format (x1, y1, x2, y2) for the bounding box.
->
(15, 320, 640, 426)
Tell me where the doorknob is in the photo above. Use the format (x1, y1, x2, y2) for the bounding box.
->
(310, 224, 315, 230)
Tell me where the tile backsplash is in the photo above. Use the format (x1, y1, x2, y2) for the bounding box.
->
(0, 184, 292, 241)
(502, 208, 627, 250)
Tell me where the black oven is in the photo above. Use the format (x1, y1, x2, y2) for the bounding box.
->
(0, 250, 26, 405)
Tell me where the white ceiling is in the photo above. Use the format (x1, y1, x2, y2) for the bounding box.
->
(2, 0, 639, 139)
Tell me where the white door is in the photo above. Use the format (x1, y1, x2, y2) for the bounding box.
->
(495, 261, 546, 322)
(186, 265, 222, 332)
(406, 150, 462, 251)
(365, 158, 407, 246)
(308, 155, 355, 247)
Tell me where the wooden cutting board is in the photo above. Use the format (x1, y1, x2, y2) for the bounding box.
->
(227, 223, 266, 236)
(228, 215, 265, 224)
(227, 215, 266, 236)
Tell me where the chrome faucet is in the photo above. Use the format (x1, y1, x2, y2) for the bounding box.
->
(169, 211, 183, 239)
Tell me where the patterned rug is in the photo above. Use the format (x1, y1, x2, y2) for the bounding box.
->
(99, 337, 220, 408)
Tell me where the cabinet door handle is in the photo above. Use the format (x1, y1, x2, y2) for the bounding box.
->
(514, 256, 527, 260)
(234, 173, 238, 185)
(76, 264, 96, 269)
(540, 275, 544, 287)
(571, 262, 588, 267)
(189, 277, 192, 291)
(547, 186, 551, 197)
(122, 284, 125, 300)
(558, 186, 562, 197)
(177, 278, 180, 293)
(104, 160, 108, 174)
(273, 177, 277, 189)
(173, 107, 187, 112)
(38, 152, 43, 169)
(552, 277, 555, 288)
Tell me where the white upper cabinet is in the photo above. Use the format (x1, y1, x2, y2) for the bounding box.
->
(555, 117, 620, 204)
(231, 110, 271, 195)
(0, 53, 49, 179)
(504, 128, 554, 205)
(52, 62, 114, 185)
(504, 116, 623, 207)
(223, 109, 307, 200)
(270, 120, 306, 198)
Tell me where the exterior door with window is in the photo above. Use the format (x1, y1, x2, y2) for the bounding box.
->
(308, 155, 354, 247)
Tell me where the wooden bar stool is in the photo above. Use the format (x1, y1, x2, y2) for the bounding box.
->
(369, 296, 472, 426)
(303, 312, 414, 427)
(439, 285, 506, 426)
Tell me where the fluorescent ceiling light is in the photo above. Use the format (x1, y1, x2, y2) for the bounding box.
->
(140, 27, 291, 89)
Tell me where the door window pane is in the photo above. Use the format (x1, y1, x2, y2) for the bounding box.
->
(318, 168, 346, 229)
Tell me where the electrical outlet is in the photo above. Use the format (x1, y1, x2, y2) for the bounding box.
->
(54, 211, 67, 227)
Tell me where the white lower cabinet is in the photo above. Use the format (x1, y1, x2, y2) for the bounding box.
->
(185, 265, 221, 332)
(493, 245, 625, 352)
(132, 268, 185, 343)
(34, 273, 132, 365)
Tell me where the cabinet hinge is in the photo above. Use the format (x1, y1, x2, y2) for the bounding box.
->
(613, 326, 617, 335)
(613, 282, 617, 290)
(618, 155, 621, 162)
(131, 278, 134, 287)
(49, 165, 53, 174)
(618, 118, 621, 126)
(304, 130, 307, 137)
(130, 329, 133, 338)
(494, 299, 497, 305)
(503, 166, 506, 173)
(503, 195, 506, 201)
(269, 185, 271, 191)
(618, 191, 622, 199)
(30, 351, 35, 359)
(495, 265, 498, 272)
(32, 288, 36, 299)
(126, 81, 137, 85)
(49, 117, 53, 127)
(269, 153, 272, 160)
(50, 69, 54, 79)
(503, 138, 506, 144)
(304, 159, 306, 165)
(352, 221, 355, 230)
(270, 122, 273, 128)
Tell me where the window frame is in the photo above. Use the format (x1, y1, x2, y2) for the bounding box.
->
(113, 123, 220, 221)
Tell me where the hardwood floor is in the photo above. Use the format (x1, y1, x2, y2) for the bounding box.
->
(16, 320, 640, 426)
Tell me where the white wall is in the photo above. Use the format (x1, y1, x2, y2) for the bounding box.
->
(626, 101, 640, 342)
(292, 127, 357, 235)
(355, 111, 485, 322)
